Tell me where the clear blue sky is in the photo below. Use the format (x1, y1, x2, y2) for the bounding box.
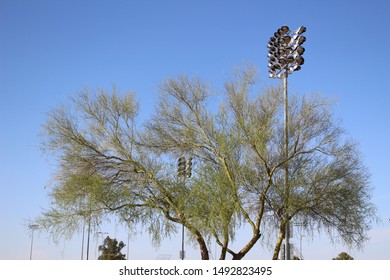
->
(1, 0, 389, 260)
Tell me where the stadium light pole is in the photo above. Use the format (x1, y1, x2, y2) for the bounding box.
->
(127, 232, 131, 260)
(177, 156, 192, 260)
(79, 187, 92, 260)
(267, 25, 306, 260)
(29, 224, 39, 260)
(86, 206, 92, 260)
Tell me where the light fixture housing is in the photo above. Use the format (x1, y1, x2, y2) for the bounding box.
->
(267, 25, 306, 78)
(296, 46, 305, 55)
(296, 26, 306, 35)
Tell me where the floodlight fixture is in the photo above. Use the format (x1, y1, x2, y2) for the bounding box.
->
(296, 46, 305, 55)
(286, 56, 295, 64)
(282, 35, 291, 44)
(279, 58, 287, 65)
(278, 25, 290, 35)
(296, 26, 306, 35)
(289, 65, 301, 72)
(269, 73, 277, 79)
(296, 56, 304, 65)
(186, 157, 193, 178)
(297, 36, 306, 45)
(267, 25, 307, 78)
(177, 157, 186, 177)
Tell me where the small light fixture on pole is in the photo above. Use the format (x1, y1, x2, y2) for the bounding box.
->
(267, 25, 306, 260)
(28, 224, 39, 260)
(177, 156, 193, 260)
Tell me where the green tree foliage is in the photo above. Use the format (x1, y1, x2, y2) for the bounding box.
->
(98, 236, 126, 260)
(332, 252, 354, 260)
(35, 65, 377, 260)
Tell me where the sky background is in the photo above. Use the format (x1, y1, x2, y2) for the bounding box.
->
(1, 0, 389, 260)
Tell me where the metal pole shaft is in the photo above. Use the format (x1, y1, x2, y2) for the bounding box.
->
(127, 234, 130, 260)
(29, 228, 35, 260)
(81, 220, 85, 260)
(300, 234, 303, 260)
(81, 193, 86, 260)
(181, 174, 186, 260)
(181, 223, 185, 260)
(86, 209, 91, 260)
(284, 71, 291, 260)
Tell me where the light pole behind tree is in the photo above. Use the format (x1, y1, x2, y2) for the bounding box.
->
(80, 189, 92, 260)
(267, 25, 306, 260)
(177, 156, 192, 260)
(127, 232, 131, 260)
(86, 208, 92, 260)
(29, 224, 39, 260)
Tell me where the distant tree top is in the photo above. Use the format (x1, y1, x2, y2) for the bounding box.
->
(332, 252, 354, 260)
(98, 236, 126, 260)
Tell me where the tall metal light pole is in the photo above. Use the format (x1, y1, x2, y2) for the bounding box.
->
(80, 189, 92, 260)
(81, 217, 86, 260)
(86, 210, 92, 260)
(29, 224, 39, 260)
(127, 232, 131, 260)
(267, 25, 306, 260)
(177, 156, 192, 260)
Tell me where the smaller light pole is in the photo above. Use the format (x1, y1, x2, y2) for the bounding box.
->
(81, 218, 86, 260)
(127, 233, 131, 260)
(86, 210, 92, 260)
(79, 187, 92, 260)
(28, 224, 39, 260)
(177, 156, 193, 260)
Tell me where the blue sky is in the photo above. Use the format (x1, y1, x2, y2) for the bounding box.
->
(1, 0, 389, 260)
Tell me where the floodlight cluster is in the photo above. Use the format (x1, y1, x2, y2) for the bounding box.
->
(177, 156, 192, 178)
(267, 25, 306, 78)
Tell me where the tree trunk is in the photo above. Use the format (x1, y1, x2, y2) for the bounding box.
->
(231, 231, 261, 260)
(272, 221, 286, 260)
(219, 236, 229, 260)
(217, 229, 230, 260)
(194, 230, 209, 260)
(219, 246, 227, 260)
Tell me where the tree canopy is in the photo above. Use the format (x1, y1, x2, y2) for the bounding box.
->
(35, 65, 377, 259)
(332, 252, 354, 260)
(98, 236, 126, 260)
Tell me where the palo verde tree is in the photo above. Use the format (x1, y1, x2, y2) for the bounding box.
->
(35, 65, 376, 260)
